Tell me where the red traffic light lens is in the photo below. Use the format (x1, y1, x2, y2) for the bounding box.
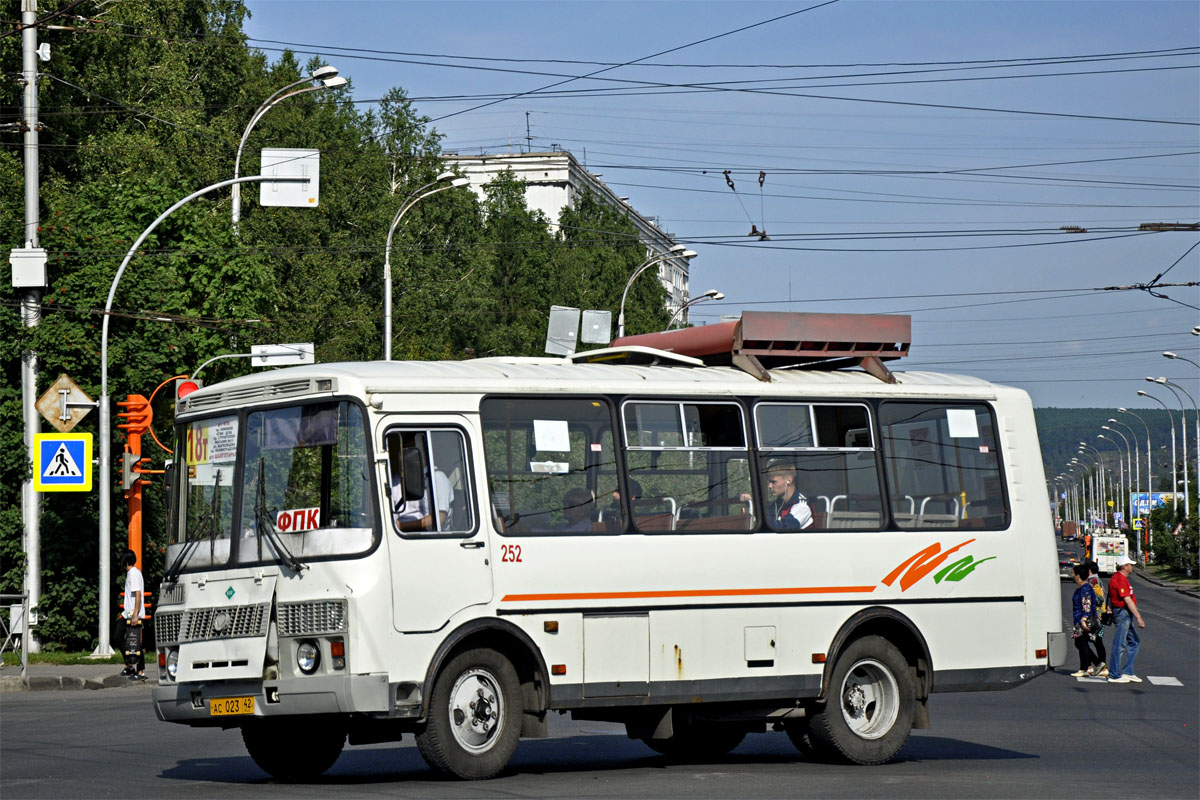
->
(177, 380, 200, 399)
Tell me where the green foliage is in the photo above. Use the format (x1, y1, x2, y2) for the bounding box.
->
(1034, 407, 1176, 490)
(1, 1, 679, 649)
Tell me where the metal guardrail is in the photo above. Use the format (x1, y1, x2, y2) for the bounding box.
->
(0, 592, 30, 684)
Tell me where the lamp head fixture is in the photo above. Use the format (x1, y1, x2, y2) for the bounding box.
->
(321, 76, 348, 89)
(310, 65, 339, 80)
(1164, 351, 1178, 359)
(450, 177, 470, 187)
(1154, 377, 1167, 384)
(1136, 390, 1149, 397)
(436, 171, 456, 182)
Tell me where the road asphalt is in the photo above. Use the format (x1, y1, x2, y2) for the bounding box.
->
(2, 568, 1195, 694)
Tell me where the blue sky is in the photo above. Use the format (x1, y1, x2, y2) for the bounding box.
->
(243, 0, 1199, 409)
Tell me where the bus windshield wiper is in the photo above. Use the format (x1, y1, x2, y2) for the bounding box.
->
(164, 471, 222, 583)
(253, 458, 307, 573)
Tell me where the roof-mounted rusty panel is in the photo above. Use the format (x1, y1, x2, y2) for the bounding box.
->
(610, 311, 911, 382)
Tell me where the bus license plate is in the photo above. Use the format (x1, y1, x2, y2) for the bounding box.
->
(209, 696, 255, 716)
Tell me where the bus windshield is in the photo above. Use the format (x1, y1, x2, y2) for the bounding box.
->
(166, 401, 377, 576)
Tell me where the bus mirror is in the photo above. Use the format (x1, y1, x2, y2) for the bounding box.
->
(402, 447, 426, 501)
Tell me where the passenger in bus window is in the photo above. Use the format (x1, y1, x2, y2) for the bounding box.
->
(611, 479, 642, 506)
(558, 487, 595, 532)
(761, 459, 813, 530)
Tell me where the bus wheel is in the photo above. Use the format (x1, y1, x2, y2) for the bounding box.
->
(784, 719, 827, 759)
(416, 648, 522, 780)
(637, 716, 747, 760)
(808, 635, 914, 765)
(241, 718, 346, 781)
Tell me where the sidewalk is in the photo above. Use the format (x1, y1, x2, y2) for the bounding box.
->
(0, 662, 158, 693)
(1136, 568, 1200, 599)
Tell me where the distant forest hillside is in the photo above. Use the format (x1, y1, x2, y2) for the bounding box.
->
(1034, 408, 1180, 492)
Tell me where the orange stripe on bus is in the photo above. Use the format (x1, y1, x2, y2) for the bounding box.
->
(501, 585, 877, 602)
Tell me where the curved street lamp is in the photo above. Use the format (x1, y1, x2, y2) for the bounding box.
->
(667, 289, 724, 328)
(232, 66, 347, 232)
(1097, 434, 1127, 523)
(1138, 388, 1178, 519)
(617, 245, 698, 338)
(1164, 350, 1200, 371)
(382, 173, 470, 360)
(1154, 376, 1195, 518)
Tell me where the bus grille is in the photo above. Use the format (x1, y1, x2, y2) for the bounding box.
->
(155, 611, 182, 644)
(277, 600, 347, 636)
(156, 604, 272, 644)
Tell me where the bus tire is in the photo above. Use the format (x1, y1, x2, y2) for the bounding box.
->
(416, 648, 522, 780)
(241, 718, 345, 781)
(808, 635, 914, 765)
(784, 719, 826, 759)
(637, 716, 747, 761)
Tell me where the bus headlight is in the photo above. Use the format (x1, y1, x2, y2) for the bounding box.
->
(296, 640, 320, 674)
(166, 649, 179, 680)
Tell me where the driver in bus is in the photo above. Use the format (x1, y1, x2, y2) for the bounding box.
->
(760, 459, 813, 530)
(395, 465, 453, 533)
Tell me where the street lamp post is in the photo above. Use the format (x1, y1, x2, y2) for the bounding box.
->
(617, 245, 698, 338)
(94, 174, 310, 657)
(231, 66, 346, 233)
(1159, 376, 1198, 516)
(1105, 420, 1137, 509)
(382, 173, 470, 360)
(1098, 434, 1126, 524)
(1138, 388, 1177, 517)
(1151, 377, 1190, 519)
(1118, 407, 1151, 562)
(666, 289, 723, 328)
(1079, 442, 1107, 515)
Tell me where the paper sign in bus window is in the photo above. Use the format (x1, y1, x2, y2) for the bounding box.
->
(533, 419, 570, 452)
(946, 409, 979, 439)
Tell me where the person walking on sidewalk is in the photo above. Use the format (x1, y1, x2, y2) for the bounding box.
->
(118, 550, 146, 681)
(1107, 553, 1146, 684)
(1069, 565, 1104, 677)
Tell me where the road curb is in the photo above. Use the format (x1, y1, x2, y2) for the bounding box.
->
(0, 671, 150, 693)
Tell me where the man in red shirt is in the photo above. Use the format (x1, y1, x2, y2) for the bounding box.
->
(1106, 554, 1146, 684)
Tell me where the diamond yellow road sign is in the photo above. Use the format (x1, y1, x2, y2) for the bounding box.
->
(33, 432, 93, 492)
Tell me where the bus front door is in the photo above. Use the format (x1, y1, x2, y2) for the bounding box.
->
(383, 423, 493, 633)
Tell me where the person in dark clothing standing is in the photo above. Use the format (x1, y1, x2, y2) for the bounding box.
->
(118, 550, 146, 681)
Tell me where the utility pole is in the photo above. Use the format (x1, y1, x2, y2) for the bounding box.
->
(525, 111, 532, 154)
(18, 0, 45, 652)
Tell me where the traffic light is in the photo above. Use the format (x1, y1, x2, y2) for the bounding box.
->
(116, 394, 152, 437)
(175, 377, 201, 402)
(122, 450, 144, 490)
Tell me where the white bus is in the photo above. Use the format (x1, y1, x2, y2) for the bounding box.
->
(151, 313, 1066, 780)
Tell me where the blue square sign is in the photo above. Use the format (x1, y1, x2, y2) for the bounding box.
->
(33, 433, 93, 492)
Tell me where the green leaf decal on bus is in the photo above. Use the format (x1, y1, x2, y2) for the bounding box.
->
(933, 555, 997, 583)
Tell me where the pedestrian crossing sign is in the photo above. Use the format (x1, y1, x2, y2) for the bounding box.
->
(33, 433, 93, 492)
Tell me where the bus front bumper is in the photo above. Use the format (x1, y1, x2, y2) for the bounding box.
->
(153, 673, 391, 725)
